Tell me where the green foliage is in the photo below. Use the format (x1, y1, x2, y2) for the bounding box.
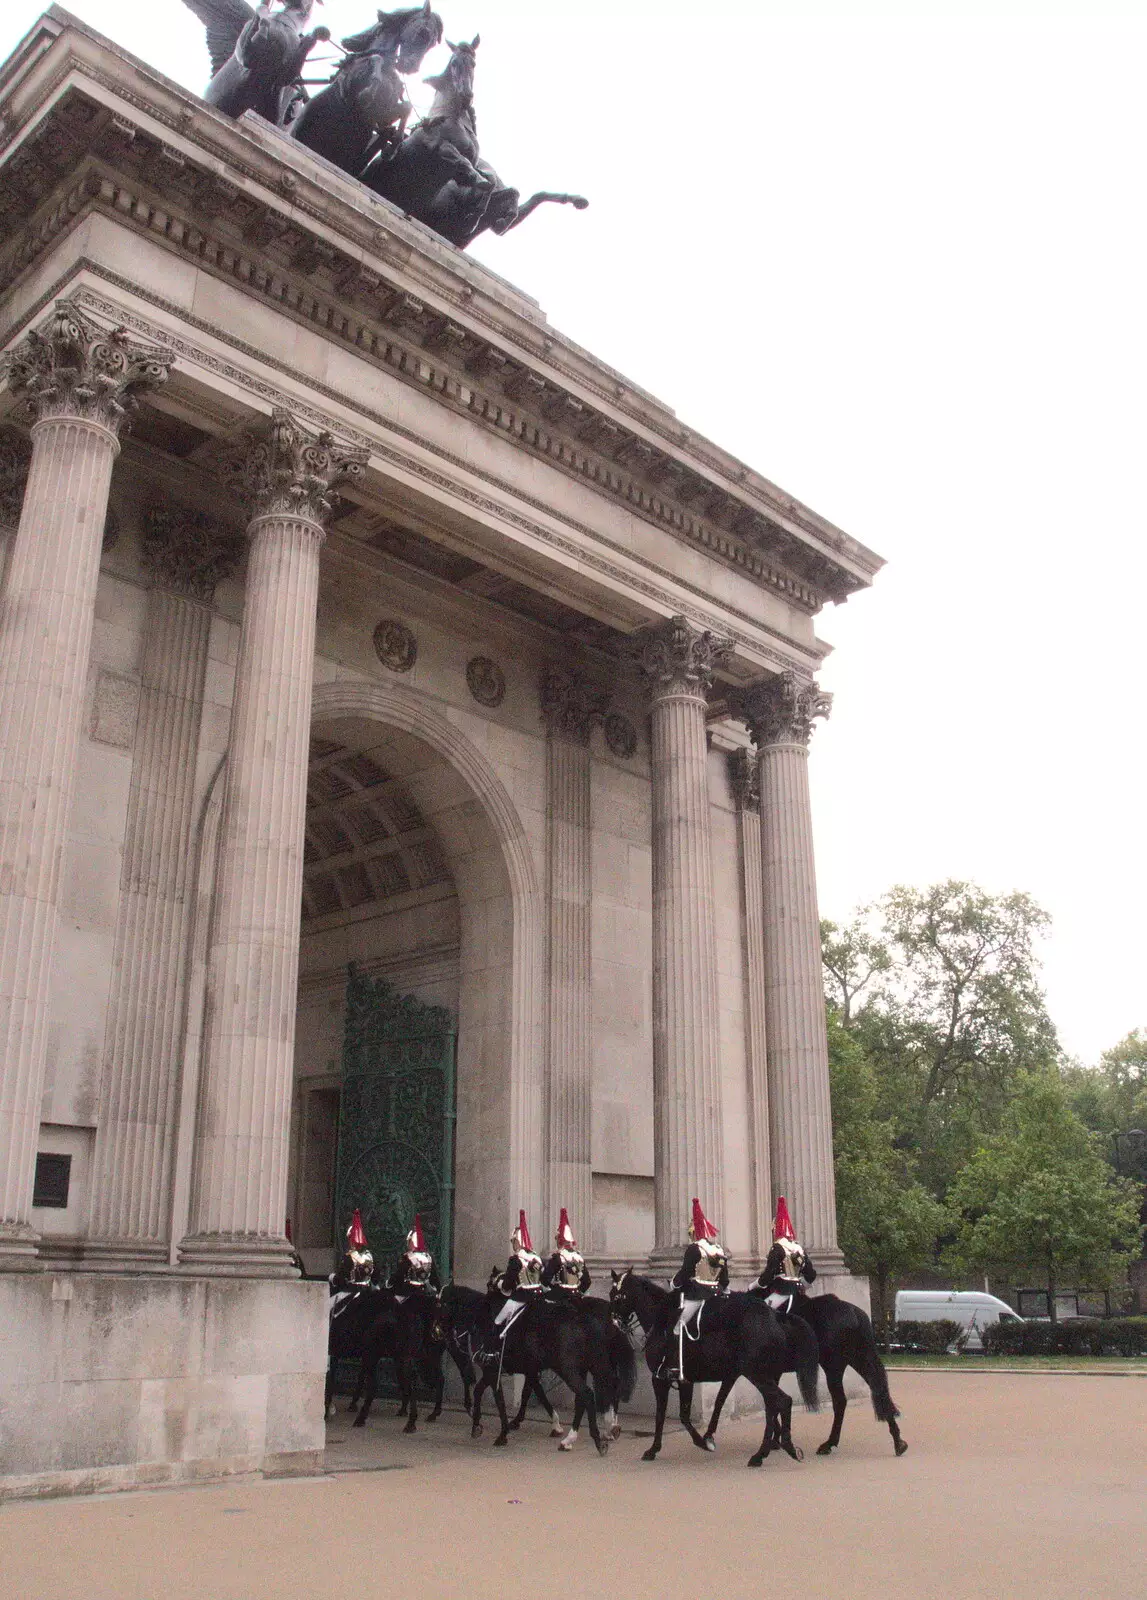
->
(945, 1074, 1143, 1313)
(828, 1013, 947, 1324)
(824, 881, 1060, 1197)
(1062, 1031, 1147, 1176)
(892, 1319, 965, 1355)
(982, 1317, 1147, 1357)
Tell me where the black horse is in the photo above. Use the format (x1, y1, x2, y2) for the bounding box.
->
(469, 1292, 633, 1455)
(291, 4, 444, 178)
(772, 1293, 907, 1457)
(609, 1270, 819, 1468)
(183, 0, 331, 123)
(443, 1284, 574, 1440)
(501, 1296, 636, 1446)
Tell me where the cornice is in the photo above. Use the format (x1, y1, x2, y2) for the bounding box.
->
(0, 34, 884, 602)
(8, 265, 824, 678)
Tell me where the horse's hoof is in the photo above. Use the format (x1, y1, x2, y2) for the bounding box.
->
(702, 1435, 716, 1453)
(596, 1439, 609, 1457)
(558, 1440, 574, 1452)
(403, 1422, 417, 1435)
(352, 1415, 366, 1430)
(610, 1424, 621, 1442)
(785, 1443, 804, 1462)
(549, 1426, 564, 1439)
(493, 1436, 508, 1448)
(748, 1455, 765, 1468)
(895, 1439, 909, 1457)
(641, 1447, 659, 1462)
(817, 1442, 835, 1456)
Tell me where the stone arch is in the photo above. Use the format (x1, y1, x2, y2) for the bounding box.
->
(308, 678, 544, 1283)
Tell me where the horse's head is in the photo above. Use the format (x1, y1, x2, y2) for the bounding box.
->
(426, 34, 479, 98)
(342, 4, 441, 69)
(609, 1267, 634, 1314)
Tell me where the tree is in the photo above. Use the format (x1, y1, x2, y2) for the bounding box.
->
(946, 1073, 1143, 1318)
(824, 882, 1060, 1196)
(828, 1014, 948, 1331)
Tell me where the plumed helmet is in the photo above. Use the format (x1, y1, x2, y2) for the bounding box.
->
(555, 1207, 577, 1249)
(773, 1196, 797, 1243)
(511, 1209, 533, 1254)
(406, 1214, 427, 1254)
(344, 1209, 374, 1283)
(689, 1197, 719, 1242)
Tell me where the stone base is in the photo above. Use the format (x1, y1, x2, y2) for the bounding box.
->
(0, 1272, 327, 1501)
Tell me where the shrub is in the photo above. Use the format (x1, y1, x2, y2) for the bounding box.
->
(892, 1319, 965, 1354)
(981, 1317, 1147, 1357)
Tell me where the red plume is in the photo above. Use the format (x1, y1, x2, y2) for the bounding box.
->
(410, 1214, 426, 1252)
(692, 1197, 719, 1242)
(773, 1196, 796, 1242)
(516, 1209, 532, 1252)
(347, 1208, 368, 1249)
(556, 1207, 575, 1248)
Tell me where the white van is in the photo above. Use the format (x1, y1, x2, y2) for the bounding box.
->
(895, 1290, 1024, 1352)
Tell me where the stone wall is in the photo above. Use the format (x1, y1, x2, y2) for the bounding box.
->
(0, 1275, 327, 1500)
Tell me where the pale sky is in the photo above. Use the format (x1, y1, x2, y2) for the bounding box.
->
(3, 1, 1144, 1062)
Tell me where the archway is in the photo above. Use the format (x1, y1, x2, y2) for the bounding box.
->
(293, 680, 543, 1285)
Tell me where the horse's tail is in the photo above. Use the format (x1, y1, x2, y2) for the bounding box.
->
(608, 1320, 638, 1406)
(791, 1317, 821, 1413)
(852, 1311, 900, 1423)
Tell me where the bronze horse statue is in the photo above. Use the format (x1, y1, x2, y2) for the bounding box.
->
(182, 0, 331, 123)
(291, 4, 445, 177)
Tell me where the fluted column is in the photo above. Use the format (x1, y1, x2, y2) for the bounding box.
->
(740, 672, 842, 1266)
(0, 430, 31, 590)
(540, 667, 607, 1242)
(638, 617, 731, 1263)
(728, 749, 771, 1265)
(180, 412, 366, 1276)
(0, 303, 171, 1266)
(88, 507, 241, 1267)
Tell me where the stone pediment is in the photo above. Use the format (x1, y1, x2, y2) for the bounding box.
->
(0, 10, 882, 641)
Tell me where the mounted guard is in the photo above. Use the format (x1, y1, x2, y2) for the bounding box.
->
(665, 1197, 729, 1380)
(543, 1208, 591, 1297)
(182, 0, 331, 124)
(754, 1196, 816, 1317)
(389, 1213, 441, 1299)
(490, 1210, 545, 1340)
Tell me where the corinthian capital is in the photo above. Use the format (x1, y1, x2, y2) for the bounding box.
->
(5, 300, 172, 431)
(635, 615, 733, 700)
(226, 410, 369, 526)
(733, 671, 832, 749)
(142, 503, 244, 604)
(727, 748, 761, 812)
(539, 666, 609, 746)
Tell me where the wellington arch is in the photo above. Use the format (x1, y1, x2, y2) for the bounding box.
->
(0, 11, 884, 1497)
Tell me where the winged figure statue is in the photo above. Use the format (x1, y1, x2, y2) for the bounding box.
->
(182, 0, 331, 123)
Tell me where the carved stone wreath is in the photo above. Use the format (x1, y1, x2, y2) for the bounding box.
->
(466, 656, 506, 708)
(604, 712, 638, 760)
(373, 619, 417, 673)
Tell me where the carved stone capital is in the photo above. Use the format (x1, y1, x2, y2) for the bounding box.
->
(727, 748, 761, 813)
(225, 410, 369, 526)
(539, 666, 609, 747)
(635, 615, 733, 701)
(734, 672, 833, 749)
(4, 300, 173, 432)
(141, 503, 243, 603)
(0, 429, 31, 526)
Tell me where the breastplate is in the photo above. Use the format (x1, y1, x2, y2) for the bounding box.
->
(694, 1241, 725, 1284)
(518, 1252, 543, 1289)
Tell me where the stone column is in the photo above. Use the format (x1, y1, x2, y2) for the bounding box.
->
(0, 303, 171, 1266)
(87, 507, 241, 1267)
(0, 430, 31, 589)
(637, 616, 731, 1264)
(739, 672, 842, 1266)
(539, 666, 607, 1244)
(180, 412, 366, 1276)
(728, 748, 771, 1266)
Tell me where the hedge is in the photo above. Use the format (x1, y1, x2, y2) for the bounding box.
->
(981, 1316, 1147, 1357)
(892, 1319, 966, 1354)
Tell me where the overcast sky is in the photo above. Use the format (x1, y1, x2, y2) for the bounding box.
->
(3, 0, 1144, 1061)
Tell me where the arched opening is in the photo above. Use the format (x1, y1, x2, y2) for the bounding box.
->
(289, 682, 542, 1286)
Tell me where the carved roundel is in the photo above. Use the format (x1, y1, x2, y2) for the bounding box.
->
(373, 619, 417, 674)
(466, 655, 506, 708)
(604, 712, 638, 760)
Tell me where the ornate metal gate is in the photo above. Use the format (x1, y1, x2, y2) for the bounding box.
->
(334, 966, 456, 1276)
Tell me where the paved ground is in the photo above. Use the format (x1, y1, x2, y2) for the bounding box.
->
(2, 1374, 1145, 1600)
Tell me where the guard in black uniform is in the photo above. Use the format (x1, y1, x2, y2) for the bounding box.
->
(388, 1214, 441, 1301)
(543, 1208, 591, 1297)
(665, 1198, 729, 1380)
(754, 1195, 816, 1316)
(492, 1210, 545, 1337)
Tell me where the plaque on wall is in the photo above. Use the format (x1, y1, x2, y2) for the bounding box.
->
(373, 619, 418, 673)
(466, 655, 506, 707)
(604, 712, 638, 760)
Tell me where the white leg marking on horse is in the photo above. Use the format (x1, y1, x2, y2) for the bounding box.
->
(559, 1428, 578, 1451)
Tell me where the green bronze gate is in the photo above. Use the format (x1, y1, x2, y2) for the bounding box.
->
(334, 966, 456, 1277)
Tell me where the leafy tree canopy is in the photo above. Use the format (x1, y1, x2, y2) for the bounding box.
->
(945, 1073, 1143, 1315)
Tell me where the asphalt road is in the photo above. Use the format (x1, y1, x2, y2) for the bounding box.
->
(2, 1372, 1144, 1599)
